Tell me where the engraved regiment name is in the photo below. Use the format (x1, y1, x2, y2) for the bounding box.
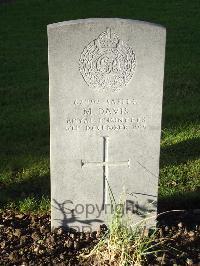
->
(79, 28, 136, 92)
(65, 98, 147, 132)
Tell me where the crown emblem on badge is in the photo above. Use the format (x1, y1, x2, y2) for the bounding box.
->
(79, 28, 136, 92)
(98, 28, 120, 49)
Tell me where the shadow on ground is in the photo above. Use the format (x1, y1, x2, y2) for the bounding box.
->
(158, 189, 200, 213)
(1, 137, 199, 213)
(0, 173, 50, 209)
(159, 137, 200, 211)
(160, 137, 200, 167)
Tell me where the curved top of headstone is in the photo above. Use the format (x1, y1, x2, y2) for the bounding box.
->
(48, 18, 165, 93)
(47, 18, 166, 30)
(48, 17, 166, 231)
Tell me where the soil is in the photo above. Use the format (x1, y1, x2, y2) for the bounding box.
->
(0, 210, 200, 265)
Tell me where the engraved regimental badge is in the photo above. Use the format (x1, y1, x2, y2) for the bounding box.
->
(79, 28, 136, 92)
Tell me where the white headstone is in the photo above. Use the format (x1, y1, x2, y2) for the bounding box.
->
(48, 18, 166, 231)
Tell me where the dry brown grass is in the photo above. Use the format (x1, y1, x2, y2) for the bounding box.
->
(81, 204, 168, 266)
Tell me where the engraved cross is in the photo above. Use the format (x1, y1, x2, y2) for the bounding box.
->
(81, 136, 130, 209)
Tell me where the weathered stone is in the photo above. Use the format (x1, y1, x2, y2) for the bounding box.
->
(48, 18, 166, 231)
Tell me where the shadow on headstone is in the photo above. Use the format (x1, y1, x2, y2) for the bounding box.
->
(126, 199, 157, 219)
(52, 199, 104, 230)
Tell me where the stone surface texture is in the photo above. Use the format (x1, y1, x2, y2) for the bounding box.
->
(48, 18, 166, 231)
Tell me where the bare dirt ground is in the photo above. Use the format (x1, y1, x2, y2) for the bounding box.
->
(0, 210, 200, 265)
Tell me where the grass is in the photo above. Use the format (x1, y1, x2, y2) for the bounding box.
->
(81, 203, 169, 266)
(0, 0, 200, 212)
